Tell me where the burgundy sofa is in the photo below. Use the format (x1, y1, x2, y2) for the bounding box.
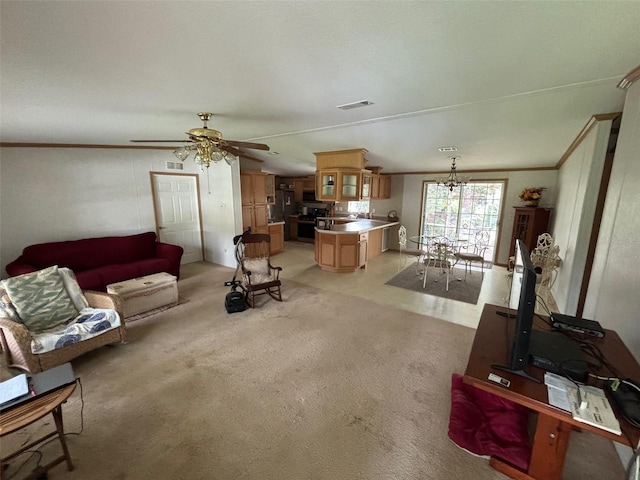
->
(5, 232, 184, 292)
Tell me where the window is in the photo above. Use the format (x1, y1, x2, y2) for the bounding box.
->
(347, 200, 370, 214)
(421, 181, 504, 262)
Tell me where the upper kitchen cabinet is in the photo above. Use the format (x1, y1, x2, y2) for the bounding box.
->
(368, 167, 391, 200)
(265, 174, 276, 205)
(294, 175, 316, 202)
(314, 148, 372, 202)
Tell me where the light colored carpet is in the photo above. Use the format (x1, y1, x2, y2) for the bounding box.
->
(2, 262, 624, 479)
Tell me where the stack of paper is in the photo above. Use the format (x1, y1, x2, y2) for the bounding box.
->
(544, 372, 621, 435)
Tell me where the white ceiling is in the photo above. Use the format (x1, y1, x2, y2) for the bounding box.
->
(2, 1, 640, 177)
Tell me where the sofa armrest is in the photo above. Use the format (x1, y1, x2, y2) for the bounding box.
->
(84, 290, 124, 318)
(5, 257, 39, 277)
(155, 242, 184, 279)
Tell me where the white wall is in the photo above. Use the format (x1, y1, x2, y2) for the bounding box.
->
(399, 170, 558, 265)
(584, 83, 640, 359)
(551, 120, 612, 315)
(0, 147, 241, 276)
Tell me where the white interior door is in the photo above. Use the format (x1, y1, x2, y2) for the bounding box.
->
(152, 173, 203, 264)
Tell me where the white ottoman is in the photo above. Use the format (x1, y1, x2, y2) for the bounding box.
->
(107, 272, 178, 319)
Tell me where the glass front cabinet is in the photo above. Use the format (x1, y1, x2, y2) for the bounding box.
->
(318, 171, 338, 201)
(316, 169, 370, 202)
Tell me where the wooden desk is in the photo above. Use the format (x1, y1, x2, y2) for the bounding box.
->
(1, 382, 76, 480)
(464, 304, 640, 480)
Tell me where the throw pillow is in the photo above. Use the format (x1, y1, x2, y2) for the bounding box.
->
(1, 265, 79, 333)
(0, 286, 20, 322)
(243, 258, 270, 275)
(59, 267, 89, 311)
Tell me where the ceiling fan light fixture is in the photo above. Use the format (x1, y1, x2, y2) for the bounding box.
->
(173, 146, 191, 161)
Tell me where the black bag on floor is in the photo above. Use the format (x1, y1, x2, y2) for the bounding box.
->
(225, 286, 246, 313)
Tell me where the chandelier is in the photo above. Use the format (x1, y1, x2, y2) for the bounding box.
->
(173, 140, 237, 169)
(437, 156, 469, 191)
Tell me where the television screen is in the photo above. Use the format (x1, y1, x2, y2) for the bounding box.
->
(493, 239, 541, 382)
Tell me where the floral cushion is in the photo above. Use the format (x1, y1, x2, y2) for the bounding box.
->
(30, 308, 121, 354)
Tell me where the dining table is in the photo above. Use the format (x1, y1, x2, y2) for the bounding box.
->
(408, 235, 470, 278)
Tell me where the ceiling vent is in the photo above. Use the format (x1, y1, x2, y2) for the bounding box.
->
(166, 161, 184, 170)
(337, 100, 374, 110)
(438, 146, 458, 152)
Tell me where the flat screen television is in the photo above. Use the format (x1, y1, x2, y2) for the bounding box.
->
(493, 238, 541, 382)
(493, 239, 589, 383)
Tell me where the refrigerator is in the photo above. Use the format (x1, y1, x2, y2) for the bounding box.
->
(273, 190, 297, 240)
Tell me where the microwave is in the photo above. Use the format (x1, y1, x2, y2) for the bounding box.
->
(302, 190, 317, 202)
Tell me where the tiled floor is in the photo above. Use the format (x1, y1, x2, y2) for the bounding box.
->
(273, 241, 529, 330)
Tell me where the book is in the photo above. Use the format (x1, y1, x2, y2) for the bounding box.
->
(544, 372, 621, 435)
(567, 385, 621, 435)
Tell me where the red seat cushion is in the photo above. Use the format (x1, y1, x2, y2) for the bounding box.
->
(448, 373, 531, 471)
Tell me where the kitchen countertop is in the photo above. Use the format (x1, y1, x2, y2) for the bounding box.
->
(267, 220, 285, 226)
(315, 217, 399, 234)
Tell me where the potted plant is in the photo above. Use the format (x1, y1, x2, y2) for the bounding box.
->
(518, 187, 545, 207)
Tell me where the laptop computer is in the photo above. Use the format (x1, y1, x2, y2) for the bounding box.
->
(0, 363, 77, 411)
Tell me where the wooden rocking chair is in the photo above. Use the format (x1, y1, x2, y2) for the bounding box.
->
(239, 233, 283, 308)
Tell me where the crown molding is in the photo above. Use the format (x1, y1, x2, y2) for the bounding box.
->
(617, 65, 640, 89)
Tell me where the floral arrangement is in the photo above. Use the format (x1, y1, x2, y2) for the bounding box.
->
(518, 187, 545, 202)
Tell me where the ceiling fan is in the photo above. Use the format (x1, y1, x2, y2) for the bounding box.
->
(130, 112, 269, 167)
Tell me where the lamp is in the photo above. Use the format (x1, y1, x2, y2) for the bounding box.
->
(173, 140, 237, 169)
(437, 156, 469, 191)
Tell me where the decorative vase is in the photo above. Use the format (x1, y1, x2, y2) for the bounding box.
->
(523, 199, 540, 207)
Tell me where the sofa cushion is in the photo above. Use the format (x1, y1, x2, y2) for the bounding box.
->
(1, 266, 79, 333)
(21, 232, 158, 271)
(74, 270, 104, 292)
(448, 374, 531, 471)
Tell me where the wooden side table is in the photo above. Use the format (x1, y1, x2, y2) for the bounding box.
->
(1, 382, 76, 480)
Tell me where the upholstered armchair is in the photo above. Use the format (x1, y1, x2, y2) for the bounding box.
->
(0, 267, 127, 373)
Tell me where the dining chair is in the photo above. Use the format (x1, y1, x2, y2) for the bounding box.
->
(454, 230, 490, 280)
(398, 226, 424, 273)
(422, 236, 456, 291)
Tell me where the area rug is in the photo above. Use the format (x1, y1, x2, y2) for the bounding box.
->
(385, 264, 484, 304)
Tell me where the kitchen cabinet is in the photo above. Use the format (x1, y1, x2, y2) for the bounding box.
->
(268, 223, 284, 255)
(315, 168, 371, 202)
(317, 171, 338, 201)
(265, 174, 275, 205)
(315, 148, 372, 202)
(293, 175, 316, 202)
(509, 207, 551, 258)
(368, 167, 391, 199)
(241, 171, 269, 235)
(380, 175, 391, 199)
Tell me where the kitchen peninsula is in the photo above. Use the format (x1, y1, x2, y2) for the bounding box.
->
(314, 218, 399, 272)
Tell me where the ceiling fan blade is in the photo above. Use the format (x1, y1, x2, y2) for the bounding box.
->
(223, 139, 270, 151)
(130, 140, 190, 143)
(221, 145, 264, 163)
